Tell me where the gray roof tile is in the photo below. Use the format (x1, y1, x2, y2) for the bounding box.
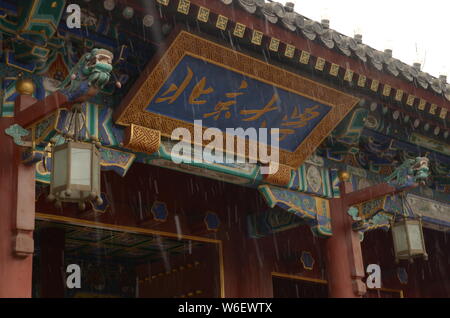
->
(216, 0, 450, 102)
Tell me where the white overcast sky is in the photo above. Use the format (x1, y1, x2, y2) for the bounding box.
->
(284, 0, 449, 78)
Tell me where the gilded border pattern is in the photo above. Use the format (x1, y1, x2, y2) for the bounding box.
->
(115, 30, 359, 168)
(123, 124, 161, 155)
(263, 163, 293, 186)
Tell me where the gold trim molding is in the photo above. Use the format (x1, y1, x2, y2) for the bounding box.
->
(263, 163, 293, 187)
(115, 29, 359, 168)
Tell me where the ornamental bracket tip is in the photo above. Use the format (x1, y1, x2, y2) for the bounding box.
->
(385, 157, 430, 189)
(5, 124, 32, 147)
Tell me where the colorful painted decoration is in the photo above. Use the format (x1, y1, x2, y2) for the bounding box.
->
(204, 212, 220, 231)
(406, 194, 450, 231)
(59, 48, 115, 103)
(410, 134, 450, 157)
(258, 185, 332, 237)
(122, 7, 134, 19)
(385, 157, 430, 188)
(21, 149, 46, 165)
(397, 267, 408, 285)
(325, 107, 369, 162)
(1, 77, 19, 117)
(151, 201, 168, 222)
(248, 207, 303, 239)
(348, 194, 394, 234)
(306, 165, 323, 193)
(300, 251, 315, 270)
(5, 124, 30, 146)
(99, 147, 135, 177)
(296, 161, 333, 198)
(0, 0, 66, 72)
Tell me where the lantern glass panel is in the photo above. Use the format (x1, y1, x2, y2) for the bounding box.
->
(70, 146, 92, 186)
(53, 146, 68, 188)
(407, 222, 423, 251)
(393, 223, 408, 254)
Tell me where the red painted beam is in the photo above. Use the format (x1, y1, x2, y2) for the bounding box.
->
(15, 92, 68, 128)
(15, 86, 101, 128)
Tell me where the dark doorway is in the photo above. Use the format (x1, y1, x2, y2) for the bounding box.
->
(33, 218, 222, 298)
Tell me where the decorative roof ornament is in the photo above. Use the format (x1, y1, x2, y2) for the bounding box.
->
(438, 75, 448, 95)
(430, 76, 444, 94)
(262, 2, 286, 23)
(417, 68, 432, 90)
(281, 3, 304, 31)
(443, 83, 450, 101)
(383, 49, 400, 77)
(412, 62, 422, 73)
(335, 35, 356, 57)
(397, 61, 415, 82)
(319, 19, 339, 49)
(237, 0, 259, 14)
(302, 20, 322, 41)
(352, 34, 368, 62)
(200, 1, 450, 103)
(367, 48, 384, 71)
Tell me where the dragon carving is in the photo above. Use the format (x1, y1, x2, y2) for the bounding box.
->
(58, 48, 120, 104)
(385, 157, 430, 188)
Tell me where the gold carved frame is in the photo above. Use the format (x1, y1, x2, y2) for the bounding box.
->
(115, 29, 359, 168)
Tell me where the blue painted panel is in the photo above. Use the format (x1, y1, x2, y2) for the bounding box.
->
(146, 55, 332, 152)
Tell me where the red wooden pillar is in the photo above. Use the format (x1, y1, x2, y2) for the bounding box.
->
(325, 179, 366, 298)
(0, 79, 93, 298)
(0, 118, 35, 298)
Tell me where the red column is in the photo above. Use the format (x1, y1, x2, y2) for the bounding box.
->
(324, 181, 366, 298)
(0, 118, 35, 298)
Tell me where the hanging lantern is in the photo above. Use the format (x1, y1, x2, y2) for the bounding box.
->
(47, 105, 102, 210)
(390, 216, 428, 263)
(48, 141, 102, 210)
